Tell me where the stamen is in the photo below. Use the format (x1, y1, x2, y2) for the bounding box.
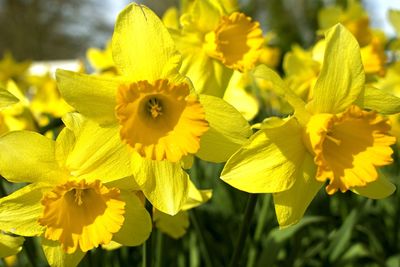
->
(73, 189, 84, 206)
(325, 134, 341, 146)
(147, 97, 163, 118)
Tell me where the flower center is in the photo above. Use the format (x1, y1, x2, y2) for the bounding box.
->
(115, 79, 209, 162)
(38, 180, 125, 253)
(303, 105, 395, 194)
(204, 12, 264, 71)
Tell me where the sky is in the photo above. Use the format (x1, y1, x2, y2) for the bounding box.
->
(363, 0, 400, 37)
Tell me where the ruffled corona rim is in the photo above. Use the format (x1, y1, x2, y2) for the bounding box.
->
(304, 105, 395, 194)
(204, 12, 264, 72)
(38, 180, 125, 253)
(115, 79, 209, 162)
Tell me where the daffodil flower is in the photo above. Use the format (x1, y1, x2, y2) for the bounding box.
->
(0, 51, 31, 84)
(172, 0, 264, 96)
(318, 0, 372, 46)
(0, 113, 151, 266)
(221, 24, 400, 227)
(153, 181, 212, 239)
(0, 233, 24, 259)
(56, 4, 251, 215)
(86, 40, 118, 75)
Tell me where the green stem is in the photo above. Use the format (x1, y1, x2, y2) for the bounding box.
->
(38, 118, 63, 134)
(23, 238, 38, 267)
(143, 201, 153, 267)
(246, 195, 271, 267)
(189, 210, 214, 267)
(229, 193, 258, 267)
(154, 230, 163, 267)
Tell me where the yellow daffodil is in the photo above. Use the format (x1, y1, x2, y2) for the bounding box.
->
(0, 113, 151, 266)
(56, 4, 251, 215)
(318, 0, 372, 46)
(223, 71, 259, 121)
(171, 0, 264, 97)
(282, 36, 386, 109)
(374, 62, 400, 145)
(0, 51, 31, 84)
(153, 181, 212, 239)
(0, 233, 24, 259)
(317, 0, 387, 77)
(27, 73, 74, 118)
(0, 80, 37, 134)
(221, 24, 400, 227)
(86, 41, 118, 75)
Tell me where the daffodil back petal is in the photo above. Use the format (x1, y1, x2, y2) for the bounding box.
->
(153, 210, 189, 239)
(131, 153, 189, 215)
(0, 87, 18, 110)
(355, 86, 400, 115)
(0, 234, 24, 258)
(221, 117, 306, 193)
(112, 191, 152, 246)
(197, 94, 252, 162)
(310, 24, 365, 114)
(56, 69, 119, 125)
(273, 153, 322, 228)
(0, 183, 49, 236)
(62, 113, 132, 184)
(0, 131, 63, 184)
(41, 239, 85, 267)
(112, 4, 181, 81)
(352, 172, 396, 199)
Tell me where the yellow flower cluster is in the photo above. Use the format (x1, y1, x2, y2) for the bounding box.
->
(0, 0, 399, 266)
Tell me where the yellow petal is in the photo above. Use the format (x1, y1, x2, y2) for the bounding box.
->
(131, 153, 190, 215)
(355, 85, 400, 115)
(182, 180, 212, 210)
(62, 113, 132, 183)
(196, 94, 252, 162)
(153, 210, 189, 239)
(112, 4, 181, 81)
(352, 172, 396, 199)
(181, 0, 221, 33)
(0, 87, 18, 110)
(0, 131, 63, 184)
(0, 183, 49, 236)
(101, 241, 122, 251)
(221, 117, 307, 193)
(252, 65, 310, 125)
(273, 153, 322, 228)
(41, 239, 85, 267)
(223, 71, 259, 121)
(112, 191, 152, 246)
(310, 24, 365, 114)
(178, 46, 233, 97)
(0, 233, 24, 258)
(56, 69, 119, 125)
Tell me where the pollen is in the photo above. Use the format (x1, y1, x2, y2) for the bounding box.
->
(115, 79, 209, 162)
(303, 105, 395, 194)
(38, 180, 125, 254)
(204, 12, 264, 72)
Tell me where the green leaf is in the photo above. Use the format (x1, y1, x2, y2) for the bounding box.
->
(256, 216, 327, 267)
